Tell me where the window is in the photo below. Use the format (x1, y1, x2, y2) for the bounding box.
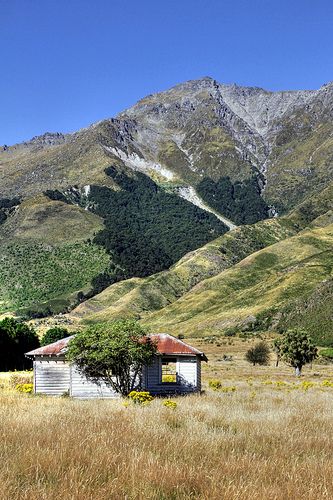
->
(161, 357, 177, 383)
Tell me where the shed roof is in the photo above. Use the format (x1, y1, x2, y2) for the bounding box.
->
(149, 334, 207, 360)
(25, 333, 207, 360)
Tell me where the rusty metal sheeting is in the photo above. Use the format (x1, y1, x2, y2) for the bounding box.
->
(149, 334, 207, 360)
(26, 333, 207, 360)
(25, 336, 75, 356)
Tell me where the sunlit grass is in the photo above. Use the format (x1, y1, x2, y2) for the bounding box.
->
(1, 381, 333, 499)
(1, 335, 333, 500)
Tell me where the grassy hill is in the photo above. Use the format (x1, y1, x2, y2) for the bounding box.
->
(141, 224, 333, 344)
(0, 196, 111, 316)
(69, 218, 333, 346)
(70, 218, 295, 321)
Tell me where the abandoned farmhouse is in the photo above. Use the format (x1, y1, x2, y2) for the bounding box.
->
(26, 333, 207, 398)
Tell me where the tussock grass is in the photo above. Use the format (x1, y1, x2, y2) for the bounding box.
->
(141, 224, 333, 341)
(1, 382, 333, 499)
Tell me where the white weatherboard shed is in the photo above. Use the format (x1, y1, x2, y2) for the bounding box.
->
(25, 334, 207, 398)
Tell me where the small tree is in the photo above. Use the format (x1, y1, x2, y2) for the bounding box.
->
(41, 327, 71, 346)
(274, 329, 318, 376)
(245, 341, 270, 366)
(66, 320, 157, 396)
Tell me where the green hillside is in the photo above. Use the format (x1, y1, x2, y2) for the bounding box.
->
(0, 196, 111, 316)
(70, 220, 333, 347)
(141, 224, 333, 345)
(71, 217, 295, 322)
(0, 169, 228, 315)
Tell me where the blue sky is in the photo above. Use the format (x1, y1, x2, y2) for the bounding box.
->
(1, 0, 333, 145)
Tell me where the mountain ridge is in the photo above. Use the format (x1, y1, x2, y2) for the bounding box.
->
(1, 76, 333, 330)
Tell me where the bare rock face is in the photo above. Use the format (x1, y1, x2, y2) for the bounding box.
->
(1, 76, 333, 215)
(28, 132, 67, 147)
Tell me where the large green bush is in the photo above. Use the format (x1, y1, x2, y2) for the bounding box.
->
(245, 341, 270, 366)
(66, 320, 157, 396)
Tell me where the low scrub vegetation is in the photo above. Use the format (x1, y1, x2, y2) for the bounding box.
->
(320, 348, 333, 360)
(0, 241, 110, 314)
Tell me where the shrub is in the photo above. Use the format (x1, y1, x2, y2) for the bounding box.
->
(163, 400, 177, 409)
(221, 386, 236, 393)
(15, 383, 33, 394)
(208, 379, 222, 390)
(9, 372, 33, 388)
(321, 380, 333, 387)
(300, 381, 315, 391)
(245, 341, 270, 366)
(319, 348, 333, 360)
(162, 374, 176, 383)
(224, 328, 237, 337)
(128, 391, 154, 405)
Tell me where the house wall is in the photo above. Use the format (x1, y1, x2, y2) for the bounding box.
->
(196, 358, 202, 392)
(33, 354, 201, 397)
(144, 355, 200, 395)
(70, 366, 117, 399)
(34, 358, 116, 398)
(34, 357, 70, 396)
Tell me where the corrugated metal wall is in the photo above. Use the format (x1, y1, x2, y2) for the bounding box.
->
(34, 358, 70, 396)
(33, 355, 201, 397)
(70, 367, 117, 399)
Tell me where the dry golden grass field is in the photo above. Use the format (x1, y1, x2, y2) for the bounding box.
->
(1, 336, 333, 500)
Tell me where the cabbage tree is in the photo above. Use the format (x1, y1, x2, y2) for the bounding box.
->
(274, 329, 317, 376)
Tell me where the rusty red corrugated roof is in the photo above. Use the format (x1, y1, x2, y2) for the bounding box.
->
(25, 333, 207, 360)
(149, 334, 207, 360)
(26, 335, 75, 356)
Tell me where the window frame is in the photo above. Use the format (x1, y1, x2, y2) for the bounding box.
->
(160, 356, 178, 384)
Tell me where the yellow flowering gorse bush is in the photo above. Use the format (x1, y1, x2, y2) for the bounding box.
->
(163, 400, 177, 409)
(128, 391, 154, 405)
(15, 383, 33, 394)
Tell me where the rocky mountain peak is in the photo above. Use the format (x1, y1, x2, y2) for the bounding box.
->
(28, 132, 67, 147)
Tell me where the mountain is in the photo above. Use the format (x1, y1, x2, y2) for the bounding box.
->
(1, 77, 333, 331)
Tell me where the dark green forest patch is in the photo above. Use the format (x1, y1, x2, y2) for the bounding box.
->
(197, 175, 270, 225)
(46, 167, 228, 295)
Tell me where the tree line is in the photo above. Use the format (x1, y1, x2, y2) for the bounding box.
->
(0, 319, 71, 371)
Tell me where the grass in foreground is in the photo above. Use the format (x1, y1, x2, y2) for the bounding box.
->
(1, 379, 333, 499)
(2, 336, 333, 499)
